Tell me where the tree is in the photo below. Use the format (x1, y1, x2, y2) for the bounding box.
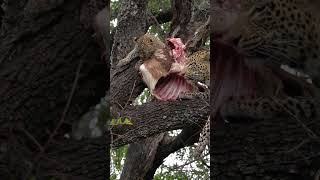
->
(110, 0, 210, 179)
(0, 0, 109, 179)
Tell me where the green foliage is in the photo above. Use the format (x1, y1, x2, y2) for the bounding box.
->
(154, 170, 189, 180)
(111, 0, 120, 16)
(110, 145, 128, 180)
(148, 0, 171, 12)
(110, 0, 120, 30)
(204, 38, 210, 48)
(154, 145, 209, 179)
(139, 88, 151, 103)
(110, 117, 133, 126)
(133, 88, 152, 106)
(148, 0, 171, 39)
(148, 21, 171, 39)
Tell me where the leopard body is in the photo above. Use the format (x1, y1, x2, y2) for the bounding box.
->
(182, 49, 211, 156)
(194, 0, 320, 153)
(193, 0, 320, 157)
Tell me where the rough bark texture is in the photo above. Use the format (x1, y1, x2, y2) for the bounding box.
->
(146, 9, 173, 27)
(145, 126, 202, 179)
(212, 116, 320, 180)
(110, 0, 148, 113)
(170, 0, 192, 42)
(120, 126, 202, 180)
(0, 0, 109, 179)
(111, 99, 209, 148)
(43, 137, 108, 179)
(120, 134, 165, 180)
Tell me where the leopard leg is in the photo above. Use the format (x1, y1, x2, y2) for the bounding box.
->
(194, 116, 210, 157)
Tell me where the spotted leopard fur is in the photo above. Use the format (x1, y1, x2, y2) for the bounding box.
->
(179, 49, 211, 156)
(186, 49, 210, 85)
(180, 49, 210, 100)
(212, 0, 320, 119)
(196, 0, 320, 156)
(213, 0, 320, 87)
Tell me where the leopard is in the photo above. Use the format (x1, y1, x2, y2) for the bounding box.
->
(180, 49, 210, 100)
(212, 0, 320, 88)
(179, 49, 211, 156)
(194, 115, 210, 157)
(193, 0, 320, 157)
(190, 6, 320, 153)
(185, 49, 210, 87)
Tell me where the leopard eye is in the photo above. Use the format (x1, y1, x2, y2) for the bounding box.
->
(149, 39, 153, 42)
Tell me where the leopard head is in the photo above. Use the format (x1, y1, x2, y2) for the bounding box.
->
(212, 0, 320, 70)
(185, 49, 210, 86)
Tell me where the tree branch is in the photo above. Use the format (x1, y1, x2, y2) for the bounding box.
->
(145, 126, 203, 179)
(146, 9, 173, 27)
(110, 0, 148, 113)
(111, 98, 209, 148)
(170, 0, 192, 42)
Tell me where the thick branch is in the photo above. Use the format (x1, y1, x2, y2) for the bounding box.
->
(145, 126, 202, 179)
(111, 98, 209, 148)
(0, 0, 107, 179)
(120, 133, 165, 180)
(110, 0, 148, 64)
(41, 137, 108, 180)
(170, 0, 192, 42)
(146, 9, 173, 27)
(110, 0, 148, 112)
(186, 16, 210, 53)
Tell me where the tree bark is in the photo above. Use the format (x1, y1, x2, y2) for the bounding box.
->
(170, 0, 192, 42)
(120, 134, 165, 180)
(211, 115, 320, 180)
(0, 0, 108, 179)
(110, 0, 148, 113)
(111, 99, 209, 148)
(145, 126, 202, 179)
